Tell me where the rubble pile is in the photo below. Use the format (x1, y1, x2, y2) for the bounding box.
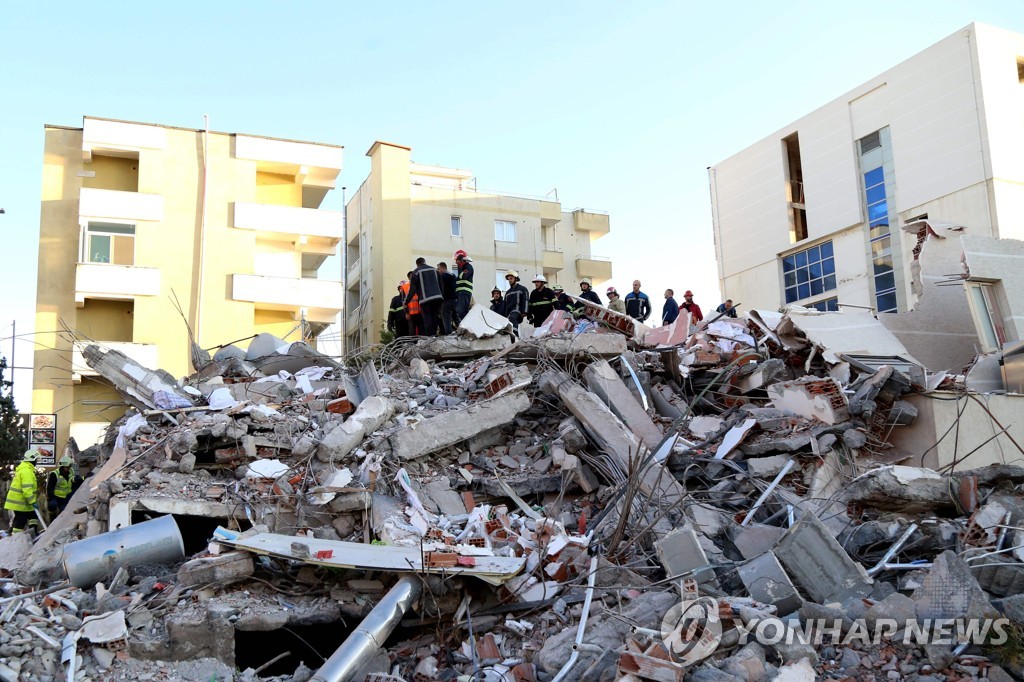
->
(5, 304, 1024, 681)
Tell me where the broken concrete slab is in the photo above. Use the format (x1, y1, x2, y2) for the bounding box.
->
(389, 391, 531, 460)
(317, 396, 395, 463)
(746, 454, 791, 479)
(584, 360, 663, 449)
(774, 511, 872, 606)
(413, 335, 513, 359)
(458, 304, 512, 338)
(422, 479, 467, 516)
(767, 376, 849, 425)
(83, 345, 194, 411)
(654, 527, 718, 586)
(738, 551, 802, 616)
(540, 369, 686, 510)
(844, 464, 1024, 513)
(177, 551, 254, 588)
(730, 523, 786, 560)
(0, 531, 33, 573)
(913, 550, 999, 621)
(528, 333, 628, 359)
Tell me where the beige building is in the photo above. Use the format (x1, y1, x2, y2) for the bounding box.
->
(344, 141, 611, 349)
(34, 116, 344, 450)
(709, 23, 1024, 370)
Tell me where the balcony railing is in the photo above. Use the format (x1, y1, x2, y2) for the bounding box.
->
(75, 263, 161, 306)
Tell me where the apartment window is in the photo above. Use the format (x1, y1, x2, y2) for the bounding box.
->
(859, 128, 898, 313)
(83, 222, 135, 265)
(495, 270, 507, 290)
(782, 132, 807, 243)
(782, 240, 836, 304)
(807, 297, 839, 312)
(965, 282, 1007, 353)
(494, 219, 517, 243)
(451, 216, 462, 237)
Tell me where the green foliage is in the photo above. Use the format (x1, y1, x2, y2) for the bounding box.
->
(379, 324, 395, 345)
(0, 357, 26, 465)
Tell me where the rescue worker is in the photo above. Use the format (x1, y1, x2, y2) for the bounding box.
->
(502, 271, 529, 335)
(681, 290, 704, 323)
(716, 299, 738, 318)
(624, 280, 652, 322)
(437, 262, 458, 335)
(47, 455, 82, 515)
(489, 287, 505, 316)
(578, 278, 602, 306)
(406, 257, 444, 336)
(388, 282, 410, 338)
(662, 289, 680, 325)
(607, 286, 626, 314)
(552, 284, 579, 316)
(402, 273, 422, 335)
(528, 274, 556, 326)
(454, 250, 474, 322)
(4, 450, 40, 533)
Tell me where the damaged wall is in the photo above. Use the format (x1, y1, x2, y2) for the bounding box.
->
(890, 391, 1024, 470)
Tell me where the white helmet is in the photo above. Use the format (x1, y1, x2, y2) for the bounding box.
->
(532, 274, 547, 283)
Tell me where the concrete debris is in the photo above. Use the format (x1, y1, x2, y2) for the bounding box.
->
(14, 307, 1023, 681)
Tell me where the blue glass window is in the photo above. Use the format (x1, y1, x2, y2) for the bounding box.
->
(782, 240, 837, 305)
(865, 185, 886, 205)
(808, 297, 839, 312)
(864, 167, 884, 187)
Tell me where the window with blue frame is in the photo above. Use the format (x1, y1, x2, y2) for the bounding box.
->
(782, 240, 836, 304)
(859, 129, 898, 313)
(808, 297, 839, 312)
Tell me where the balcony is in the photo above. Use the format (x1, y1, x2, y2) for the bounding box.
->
(71, 341, 158, 383)
(346, 258, 361, 288)
(575, 256, 612, 281)
(75, 263, 161, 306)
(542, 247, 564, 273)
(82, 118, 166, 161)
(235, 135, 342, 194)
(571, 209, 610, 235)
(80, 187, 163, 222)
(233, 202, 343, 240)
(540, 200, 562, 227)
(232, 274, 343, 323)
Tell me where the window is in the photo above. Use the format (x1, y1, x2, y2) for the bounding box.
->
(782, 240, 836, 304)
(83, 222, 135, 265)
(965, 282, 1007, 353)
(451, 216, 462, 237)
(782, 132, 807, 243)
(495, 270, 507, 290)
(859, 128, 898, 313)
(494, 219, 517, 242)
(807, 297, 839, 312)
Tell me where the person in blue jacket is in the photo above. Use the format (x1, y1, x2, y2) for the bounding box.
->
(624, 280, 651, 322)
(662, 289, 679, 325)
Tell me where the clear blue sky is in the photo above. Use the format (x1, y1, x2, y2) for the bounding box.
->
(2, 1, 1022, 409)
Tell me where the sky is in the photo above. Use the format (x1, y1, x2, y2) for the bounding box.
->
(1, 1, 1022, 409)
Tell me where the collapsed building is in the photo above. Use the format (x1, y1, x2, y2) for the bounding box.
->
(2, 281, 1024, 682)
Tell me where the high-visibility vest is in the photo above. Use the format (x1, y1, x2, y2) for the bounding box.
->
(401, 283, 420, 316)
(4, 461, 38, 512)
(53, 470, 74, 499)
(456, 263, 474, 294)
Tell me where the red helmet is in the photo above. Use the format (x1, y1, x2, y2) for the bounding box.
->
(454, 249, 468, 261)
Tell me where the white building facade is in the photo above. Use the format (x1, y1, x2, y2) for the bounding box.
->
(709, 23, 1024, 370)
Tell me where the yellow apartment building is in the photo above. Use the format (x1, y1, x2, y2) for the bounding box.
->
(33, 116, 344, 450)
(344, 141, 612, 349)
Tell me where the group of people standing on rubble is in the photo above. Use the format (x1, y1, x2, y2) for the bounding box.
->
(387, 250, 739, 339)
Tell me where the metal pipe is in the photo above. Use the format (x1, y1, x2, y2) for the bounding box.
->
(311, 575, 421, 682)
(551, 553, 599, 682)
(62, 515, 185, 588)
(741, 460, 794, 526)
(867, 523, 919, 576)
